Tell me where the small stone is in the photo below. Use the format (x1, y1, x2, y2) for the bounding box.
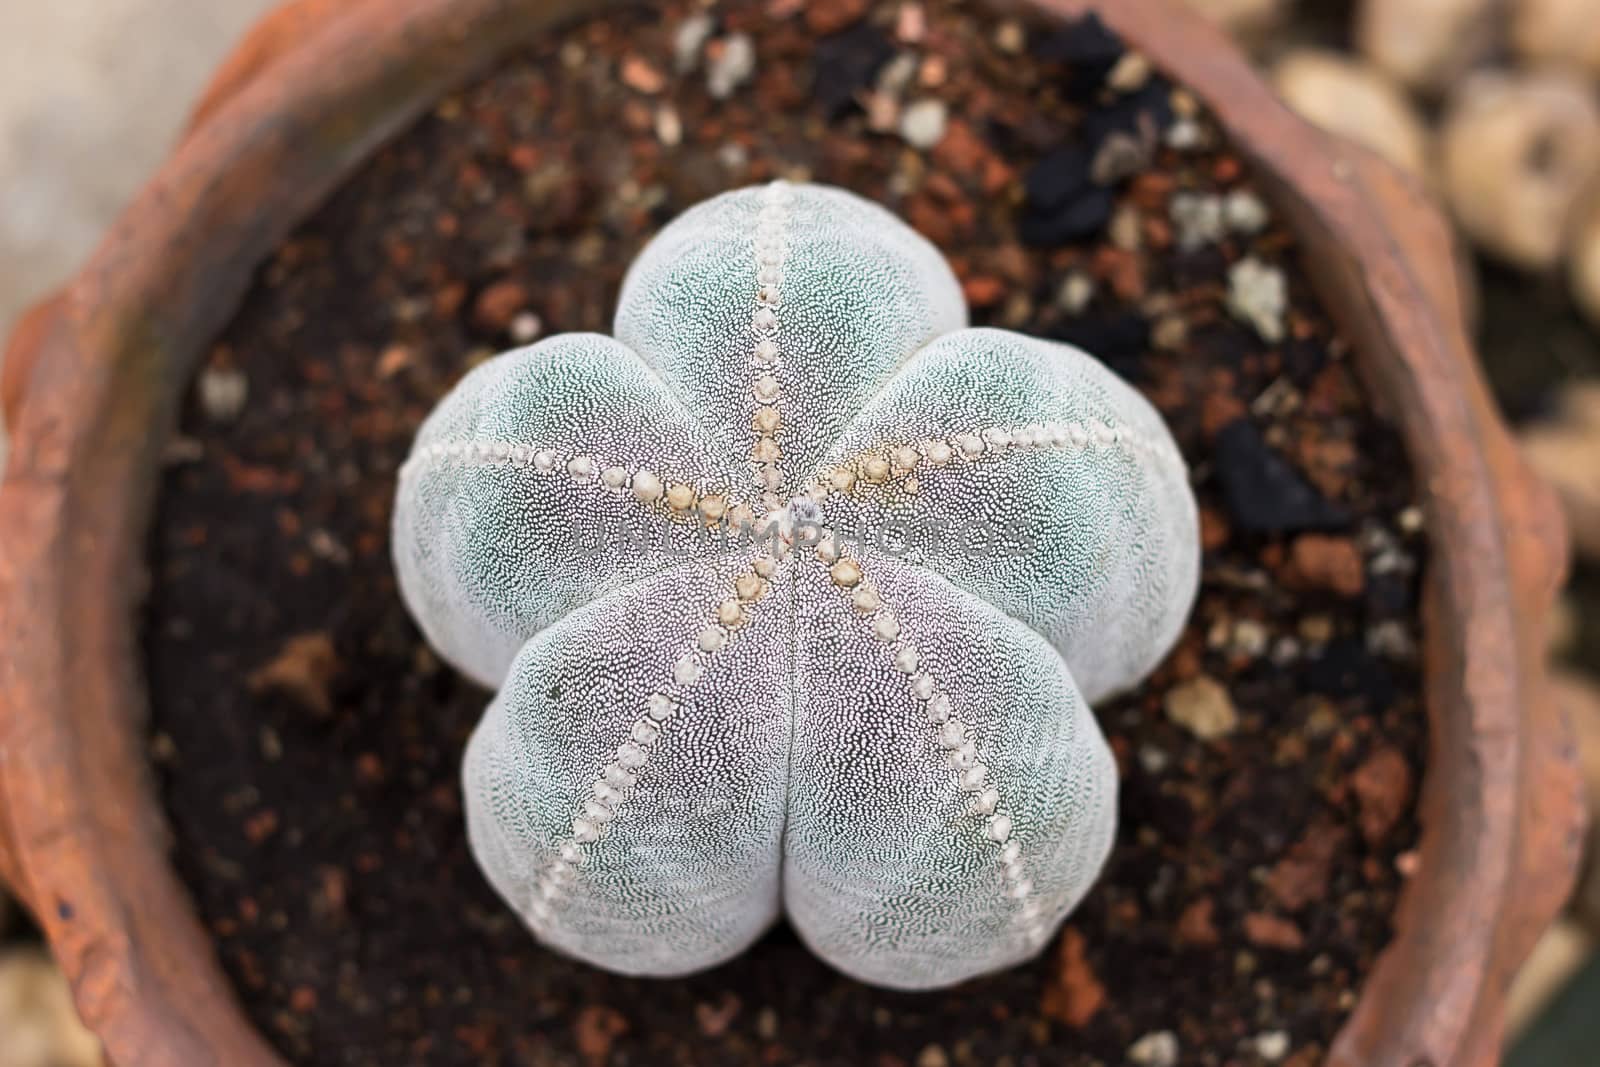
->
(1127, 1030, 1179, 1067)
(706, 34, 756, 100)
(1057, 272, 1096, 314)
(899, 98, 948, 150)
(1107, 51, 1152, 93)
(1265, 822, 1346, 910)
(993, 20, 1026, 55)
(509, 311, 543, 344)
(1572, 193, 1600, 331)
(1183, 0, 1286, 42)
(1214, 419, 1349, 533)
(812, 22, 896, 120)
(1170, 191, 1225, 251)
(1031, 13, 1123, 94)
(1244, 911, 1306, 951)
(1440, 71, 1600, 271)
(1273, 50, 1429, 178)
(1176, 896, 1220, 946)
(247, 633, 339, 716)
(1091, 132, 1150, 186)
(0, 948, 105, 1067)
(806, 0, 871, 34)
(1020, 146, 1115, 246)
(1227, 256, 1288, 343)
(654, 104, 683, 147)
(1289, 534, 1366, 597)
(1356, 0, 1497, 93)
(620, 54, 666, 94)
(1351, 745, 1414, 844)
(198, 366, 248, 422)
(673, 13, 715, 73)
(1040, 927, 1105, 1028)
(1513, 0, 1600, 78)
(1223, 189, 1270, 234)
(1520, 383, 1600, 557)
(1254, 1030, 1292, 1062)
(473, 278, 529, 331)
(1164, 675, 1239, 741)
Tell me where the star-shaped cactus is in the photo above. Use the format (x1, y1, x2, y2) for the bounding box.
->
(393, 182, 1199, 989)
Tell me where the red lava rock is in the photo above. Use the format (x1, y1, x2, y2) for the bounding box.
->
(1176, 897, 1220, 946)
(574, 1005, 628, 1067)
(354, 752, 386, 786)
(1093, 246, 1144, 301)
(247, 633, 339, 716)
(961, 275, 1006, 307)
(932, 120, 1014, 195)
(1295, 434, 1357, 500)
(1288, 534, 1365, 597)
(243, 810, 280, 844)
(377, 344, 414, 379)
(1265, 821, 1347, 911)
(1040, 926, 1105, 1028)
(1351, 745, 1414, 844)
(695, 993, 741, 1037)
(473, 279, 529, 332)
(619, 54, 667, 94)
(1244, 912, 1306, 951)
(804, 0, 870, 35)
(1200, 507, 1231, 552)
(221, 454, 301, 495)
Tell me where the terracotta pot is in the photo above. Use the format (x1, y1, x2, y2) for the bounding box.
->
(0, 1, 1582, 1064)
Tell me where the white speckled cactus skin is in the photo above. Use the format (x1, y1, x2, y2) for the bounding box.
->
(393, 182, 1200, 990)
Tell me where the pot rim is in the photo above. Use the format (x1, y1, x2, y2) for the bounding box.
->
(0, 2, 1581, 1065)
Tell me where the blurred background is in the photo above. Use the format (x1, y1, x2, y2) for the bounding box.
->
(0, 0, 1597, 1064)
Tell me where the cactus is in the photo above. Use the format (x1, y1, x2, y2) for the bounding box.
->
(393, 182, 1199, 990)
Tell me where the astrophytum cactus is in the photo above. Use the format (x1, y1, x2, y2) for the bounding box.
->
(393, 182, 1199, 990)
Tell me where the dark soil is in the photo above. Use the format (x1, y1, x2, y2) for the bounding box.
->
(143, 3, 1426, 1065)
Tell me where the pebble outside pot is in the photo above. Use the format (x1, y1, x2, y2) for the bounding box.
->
(0, 1, 1584, 1065)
